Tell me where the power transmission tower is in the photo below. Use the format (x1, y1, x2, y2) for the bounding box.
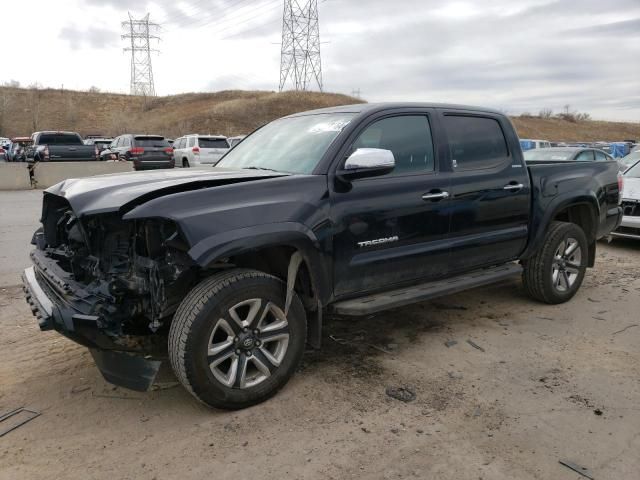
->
(122, 13, 160, 96)
(279, 0, 323, 92)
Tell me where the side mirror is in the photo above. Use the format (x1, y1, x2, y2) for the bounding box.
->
(337, 148, 395, 181)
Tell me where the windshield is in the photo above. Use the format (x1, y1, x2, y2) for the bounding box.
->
(625, 161, 640, 177)
(523, 150, 574, 161)
(621, 152, 640, 165)
(217, 113, 355, 174)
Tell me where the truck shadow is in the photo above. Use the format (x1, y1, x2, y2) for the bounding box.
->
(600, 237, 640, 254)
(299, 278, 526, 380)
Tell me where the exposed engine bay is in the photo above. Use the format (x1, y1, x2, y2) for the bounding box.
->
(36, 193, 197, 335)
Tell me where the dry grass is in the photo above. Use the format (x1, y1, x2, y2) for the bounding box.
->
(511, 116, 640, 142)
(0, 87, 362, 138)
(0, 86, 638, 141)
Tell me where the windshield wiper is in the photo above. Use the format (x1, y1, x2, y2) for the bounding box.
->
(244, 166, 282, 173)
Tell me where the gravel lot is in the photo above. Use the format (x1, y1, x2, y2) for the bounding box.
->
(0, 190, 42, 287)
(0, 191, 639, 480)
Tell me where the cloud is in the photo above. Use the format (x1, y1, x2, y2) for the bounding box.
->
(314, 0, 640, 119)
(567, 18, 640, 36)
(20, 0, 640, 120)
(59, 25, 119, 50)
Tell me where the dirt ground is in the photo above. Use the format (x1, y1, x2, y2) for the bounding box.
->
(1, 239, 639, 480)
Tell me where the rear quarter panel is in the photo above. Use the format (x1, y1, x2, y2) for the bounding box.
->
(523, 160, 621, 257)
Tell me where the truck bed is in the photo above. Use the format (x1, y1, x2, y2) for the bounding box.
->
(526, 160, 621, 251)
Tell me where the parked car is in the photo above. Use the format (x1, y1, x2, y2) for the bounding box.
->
(100, 134, 174, 170)
(23, 102, 622, 409)
(520, 139, 551, 151)
(84, 137, 114, 158)
(7, 137, 33, 162)
(0, 137, 11, 160)
(173, 134, 229, 167)
(611, 159, 640, 240)
(26, 131, 98, 162)
(523, 146, 617, 164)
(227, 135, 246, 148)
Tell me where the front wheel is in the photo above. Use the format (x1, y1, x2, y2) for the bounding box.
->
(169, 269, 307, 409)
(522, 221, 588, 304)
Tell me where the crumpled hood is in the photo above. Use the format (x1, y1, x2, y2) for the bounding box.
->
(622, 177, 640, 200)
(45, 167, 287, 216)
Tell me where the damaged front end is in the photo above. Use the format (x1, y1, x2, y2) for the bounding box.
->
(23, 192, 197, 390)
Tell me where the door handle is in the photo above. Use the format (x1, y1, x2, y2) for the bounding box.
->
(422, 191, 450, 201)
(503, 183, 524, 191)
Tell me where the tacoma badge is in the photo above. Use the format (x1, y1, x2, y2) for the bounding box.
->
(357, 236, 399, 248)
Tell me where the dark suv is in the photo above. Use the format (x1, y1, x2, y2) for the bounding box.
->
(101, 134, 174, 170)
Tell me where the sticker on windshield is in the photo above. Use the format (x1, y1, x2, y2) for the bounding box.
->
(308, 119, 351, 134)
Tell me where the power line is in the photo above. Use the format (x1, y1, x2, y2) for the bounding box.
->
(279, 0, 323, 92)
(160, 0, 281, 34)
(122, 13, 160, 96)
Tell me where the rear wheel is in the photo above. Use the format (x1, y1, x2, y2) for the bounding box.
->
(169, 269, 306, 409)
(522, 221, 588, 304)
(182, 158, 190, 168)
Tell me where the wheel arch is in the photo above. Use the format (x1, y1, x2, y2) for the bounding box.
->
(188, 223, 332, 307)
(523, 193, 600, 267)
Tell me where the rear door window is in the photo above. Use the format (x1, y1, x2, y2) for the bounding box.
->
(443, 115, 509, 170)
(187, 137, 195, 148)
(595, 151, 608, 161)
(576, 150, 595, 161)
(198, 138, 230, 149)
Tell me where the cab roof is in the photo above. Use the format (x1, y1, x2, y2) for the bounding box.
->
(285, 102, 504, 118)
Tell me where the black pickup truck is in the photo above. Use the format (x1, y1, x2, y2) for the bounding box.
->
(27, 131, 98, 162)
(22, 103, 622, 409)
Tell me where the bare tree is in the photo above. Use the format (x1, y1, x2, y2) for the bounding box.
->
(539, 108, 553, 119)
(66, 96, 77, 128)
(27, 88, 42, 132)
(2, 79, 20, 88)
(0, 90, 12, 136)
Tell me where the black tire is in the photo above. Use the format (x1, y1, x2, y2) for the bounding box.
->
(522, 221, 588, 304)
(182, 159, 190, 168)
(169, 269, 307, 409)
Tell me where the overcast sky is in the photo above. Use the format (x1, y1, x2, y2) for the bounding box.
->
(3, 0, 640, 121)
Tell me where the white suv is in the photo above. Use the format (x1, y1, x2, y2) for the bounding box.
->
(173, 134, 230, 167)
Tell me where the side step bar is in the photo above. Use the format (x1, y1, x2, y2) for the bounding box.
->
(331, 263, 522, 316)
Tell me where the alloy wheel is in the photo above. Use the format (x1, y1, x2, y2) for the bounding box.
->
(207, 299, 290, 389)
(551, 237, 582, 292)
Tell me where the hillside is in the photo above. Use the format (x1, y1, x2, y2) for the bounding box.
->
(0, 87, 362, 139)
(511, 116, 640, 143)
(0, 86, 638, 141)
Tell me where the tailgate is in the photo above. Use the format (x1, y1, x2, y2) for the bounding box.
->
(48, 145, 96, 161)
(139, 146, 172, 162)
(199, 148, 227, 163)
